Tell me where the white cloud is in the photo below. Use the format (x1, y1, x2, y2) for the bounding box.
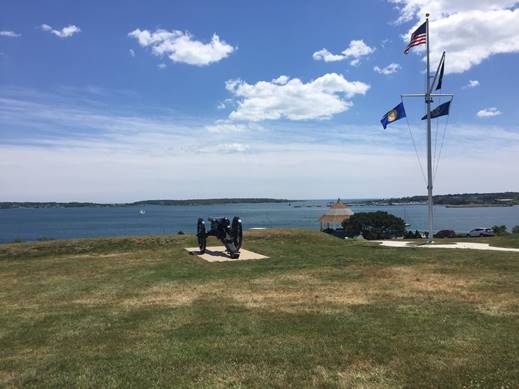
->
(477, 107, 502, 117)
(312, 49, 345, 62)
(392, 1, 519, 73)
(41, 24, 81, 38)
(157, 63, 167, 69)
(374, 63, 401, 75)
(128, 28, 235, 66)
(0, 30, 21, 38)
(129, 49, 135, 57)
(1, 89, 519, 201)
(197, 143, 250, 153)
(312, 40, 375, 65)
(216, 98, 234, 110)
(343, 40, 375, 59)
(205, 120, 264, 133)
(464, 80, 480, 88)
(225, 73, 370, 121)
(272, 75, 289, 85)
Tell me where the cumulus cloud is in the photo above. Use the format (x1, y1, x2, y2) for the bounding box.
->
(41, 24, 81, 38)
(312, 49, 345, 62)
(128, 28, 235, 66)
(374, 63, 401, 75)
(391, 0, 519, 73)
(216, 98, 234, 110)
(225, 73, 370, 121)
(464, 80, 480, 88)
(312, 40, 375, 65)
(477, 107, 502, 117)
(0, 30, 20, 38)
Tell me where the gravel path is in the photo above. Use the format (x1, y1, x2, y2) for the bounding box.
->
(377, 241, 519, 252)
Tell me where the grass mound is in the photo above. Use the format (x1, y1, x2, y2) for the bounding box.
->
(1, 229, 519, 387)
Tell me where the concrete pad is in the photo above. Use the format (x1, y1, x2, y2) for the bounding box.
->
(185, 246, 269, 262)
(376, 240, 519, 252)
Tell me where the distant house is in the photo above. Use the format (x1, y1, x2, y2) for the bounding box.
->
(319, 199, 354, 231)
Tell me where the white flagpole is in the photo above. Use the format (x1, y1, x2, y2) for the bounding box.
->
(425, 13, 434, 243)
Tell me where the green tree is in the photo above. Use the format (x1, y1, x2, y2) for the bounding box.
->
(512, 225, 519, 234)
(342, 211, 406, 240)
(492, 225, 508, 235)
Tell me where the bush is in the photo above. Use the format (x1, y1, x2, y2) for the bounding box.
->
(492, 225, 508, 235)
(177, 231, 185, 235)
(342, 211, 406, 240)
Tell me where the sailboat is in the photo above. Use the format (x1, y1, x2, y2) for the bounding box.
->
(404, 207, 411, 228)
(381, 13, 453, 243)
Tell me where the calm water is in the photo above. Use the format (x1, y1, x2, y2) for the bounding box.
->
(1, 201, 519, 243)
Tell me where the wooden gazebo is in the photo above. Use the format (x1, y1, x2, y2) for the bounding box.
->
(319, 199, 354, 231)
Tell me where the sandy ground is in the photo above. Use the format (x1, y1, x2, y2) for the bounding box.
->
(185, 246, 269, 262)
(377, 240, 519, 252)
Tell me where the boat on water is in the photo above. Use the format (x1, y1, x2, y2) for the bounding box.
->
(139, 209, 146, 215)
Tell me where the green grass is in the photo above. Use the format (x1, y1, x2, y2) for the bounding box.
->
(1, 229, 519, 388)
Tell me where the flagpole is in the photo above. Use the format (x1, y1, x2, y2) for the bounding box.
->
(425, 13, 434, 243)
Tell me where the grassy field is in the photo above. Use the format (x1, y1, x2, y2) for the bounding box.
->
(1, 230, 519, 388)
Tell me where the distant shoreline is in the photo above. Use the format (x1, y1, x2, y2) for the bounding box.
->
(2, 191, 519, 209)
(350, 192, 519, 207)
(0, 198, 293, 209)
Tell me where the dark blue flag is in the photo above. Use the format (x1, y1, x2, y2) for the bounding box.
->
(435, 54, 445, 90)
(381, 102, 406, 129)
(421, 101, 451, 120)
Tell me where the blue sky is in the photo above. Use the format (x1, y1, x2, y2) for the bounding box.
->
(1, 0, 518, 201)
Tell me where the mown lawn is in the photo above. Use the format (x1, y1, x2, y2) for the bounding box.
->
(1, 230, 519, 388)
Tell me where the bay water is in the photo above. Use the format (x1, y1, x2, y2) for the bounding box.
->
(1, 201, 518, 243)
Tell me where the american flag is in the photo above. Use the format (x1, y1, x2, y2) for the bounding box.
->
(404, 21, 426, 54)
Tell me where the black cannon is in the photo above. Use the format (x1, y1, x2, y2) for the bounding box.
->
(197, 217, 243, 259)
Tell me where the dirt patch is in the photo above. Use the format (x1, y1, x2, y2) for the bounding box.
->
(375, 265, 473, 294)
(65, 264, 519, 316)
(121, 282, 204, 308)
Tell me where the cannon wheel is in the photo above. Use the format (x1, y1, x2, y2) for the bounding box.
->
(197, 218, 207, 253)
(232, 217, 243, 250)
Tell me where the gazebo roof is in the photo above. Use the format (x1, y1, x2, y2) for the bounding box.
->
(322, 198, 354, 217)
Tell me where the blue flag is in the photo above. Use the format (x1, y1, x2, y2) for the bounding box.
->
(421, 101, 451, 120)
(435, 55, 445, 90)
(381, 102, 406, 129)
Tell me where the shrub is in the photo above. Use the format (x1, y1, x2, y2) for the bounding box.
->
(492, 225, 508, 235)
(177, 231, 185, 235)
(342, 211, 406, 240)
(512, 225, 519, 234)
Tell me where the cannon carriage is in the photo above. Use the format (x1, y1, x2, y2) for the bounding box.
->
(197, 216, 243, 259)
